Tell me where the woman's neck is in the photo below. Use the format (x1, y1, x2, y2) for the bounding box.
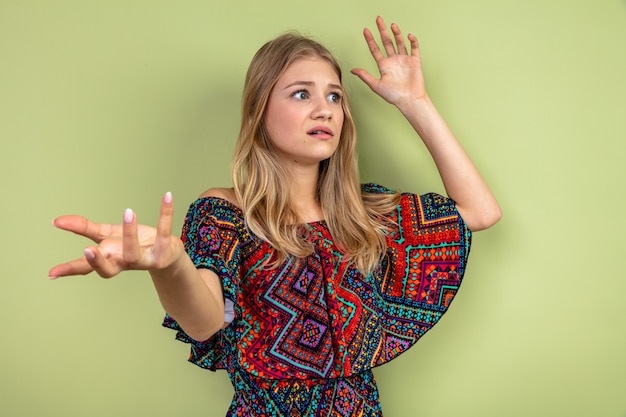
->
(288, 166, 324, 223)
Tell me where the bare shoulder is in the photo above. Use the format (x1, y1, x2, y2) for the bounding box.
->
(198, 187, 240, 207)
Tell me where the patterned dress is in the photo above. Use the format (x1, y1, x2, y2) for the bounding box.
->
(163, 183, 471, 416)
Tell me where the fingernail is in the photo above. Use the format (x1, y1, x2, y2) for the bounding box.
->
(164, 191, 172, 204)
(124, 208, 133, 224)
(48, 275, 57, 280)
(84, 248, 95, 260)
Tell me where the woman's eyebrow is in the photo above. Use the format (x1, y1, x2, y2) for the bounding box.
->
(283, 81, 344, 91)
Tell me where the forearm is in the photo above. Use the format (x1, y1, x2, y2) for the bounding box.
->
(150, 254, 225, 341)
(397, 96, 501, 231)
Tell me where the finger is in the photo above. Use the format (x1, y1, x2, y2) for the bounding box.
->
(363, 27, 384, 62)
(48, 258, 94, 279)
(350, 68, 379, 93)
(152, 192, 175, 270)
(53, 215, 117, 243)
(154, 192, 174, 250)
(375, 16, 397, 56)
(122, 208, 141, 265)
(83, 246, 119, 278)
(408, 32, 420, 57)
(390, 22, 408, 55)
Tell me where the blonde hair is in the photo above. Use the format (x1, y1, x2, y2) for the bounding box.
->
(231, 33, 400, 275)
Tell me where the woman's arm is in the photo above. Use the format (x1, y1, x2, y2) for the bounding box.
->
(351, 17, 501, 231)
(49, 192, 225, 341)
(150, 257, 225, 342)
(397, 97, 501, 231)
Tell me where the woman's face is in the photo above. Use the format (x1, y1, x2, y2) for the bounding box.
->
(264, 56, 344, 169)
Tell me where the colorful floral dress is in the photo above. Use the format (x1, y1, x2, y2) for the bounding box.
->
(163, 183, 471, 416)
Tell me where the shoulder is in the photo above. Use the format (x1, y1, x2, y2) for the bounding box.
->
(400, 192, 466, 230)
(184, 187, 245, 233)
(198, 187, 240, 208)
(361, 182, 396, 195)
(185, 187, 243, 223)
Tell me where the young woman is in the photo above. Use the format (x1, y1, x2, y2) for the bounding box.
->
(49, 17, 501, 417)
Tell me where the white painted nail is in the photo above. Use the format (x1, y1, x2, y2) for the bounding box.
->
(124, 208, 133, 224)
(84, 248, 95, 260)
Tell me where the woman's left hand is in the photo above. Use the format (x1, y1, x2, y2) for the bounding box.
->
(351, 16, 427, 110)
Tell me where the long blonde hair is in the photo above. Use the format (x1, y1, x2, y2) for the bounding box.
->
(231, 33, 399, 275)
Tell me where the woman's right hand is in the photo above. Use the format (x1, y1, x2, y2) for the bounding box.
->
(48, 192, 184, 279)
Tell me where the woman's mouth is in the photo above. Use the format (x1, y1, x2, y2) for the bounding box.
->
(307, 126, 333, 139)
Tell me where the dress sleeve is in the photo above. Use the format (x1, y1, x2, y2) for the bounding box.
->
(369, 189, 473, 367)
(162, 197, 246, 371)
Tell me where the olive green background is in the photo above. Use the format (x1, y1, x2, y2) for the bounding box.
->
(1, 1, 624, 416)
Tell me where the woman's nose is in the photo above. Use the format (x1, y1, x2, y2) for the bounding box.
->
(311, 98, 332, 120)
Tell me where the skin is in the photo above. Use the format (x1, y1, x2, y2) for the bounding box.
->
(350, 17, 501, 230)
(263, 57, 345, 222)
(48, 17, 501, 343)
(264, 57, 344, 169)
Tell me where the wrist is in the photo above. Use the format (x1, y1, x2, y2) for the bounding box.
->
(150, 242, 189, 279)
(396, 94, 433, 117)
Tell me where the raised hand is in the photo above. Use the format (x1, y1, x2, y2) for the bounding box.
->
(351, 16, 427, 110)
(48, 192, 184, 279)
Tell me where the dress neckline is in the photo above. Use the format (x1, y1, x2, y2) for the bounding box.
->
(197, 196, 326, 227)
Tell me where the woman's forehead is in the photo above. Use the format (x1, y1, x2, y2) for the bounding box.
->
(278, 57, 342, 85)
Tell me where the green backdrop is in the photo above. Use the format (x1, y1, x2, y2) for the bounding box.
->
(1, 1, 625, 416)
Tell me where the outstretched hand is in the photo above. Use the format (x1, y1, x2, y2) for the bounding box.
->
(48, 192, 184, 279)
(351, 16, 427, 109)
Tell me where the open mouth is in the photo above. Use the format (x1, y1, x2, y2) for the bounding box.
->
(307, 127, 333, 137)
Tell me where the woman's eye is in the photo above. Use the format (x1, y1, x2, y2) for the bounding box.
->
(328, 92, 342, 103)
(292, 90, 308, 100)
